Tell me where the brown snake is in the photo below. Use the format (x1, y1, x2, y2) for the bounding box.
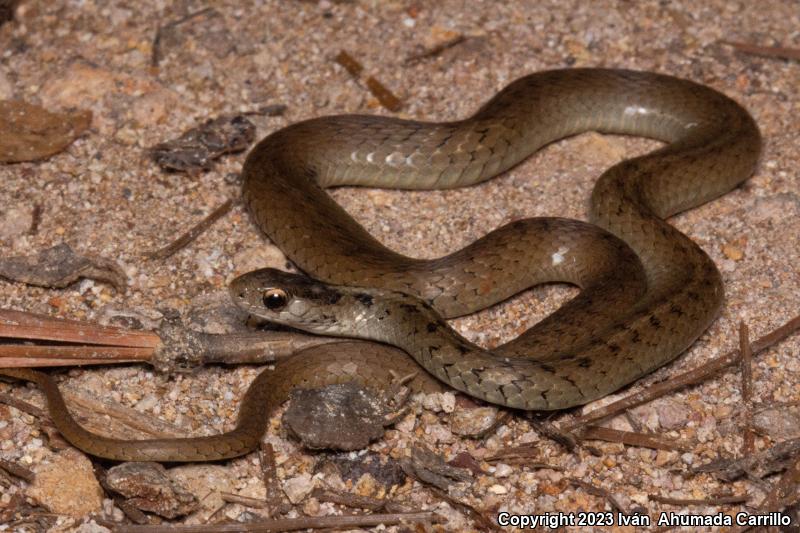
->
(3, 69, 761, 461)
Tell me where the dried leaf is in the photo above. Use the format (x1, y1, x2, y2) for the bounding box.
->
(0, 243, 127, 291)
(0, 100, 91, 163)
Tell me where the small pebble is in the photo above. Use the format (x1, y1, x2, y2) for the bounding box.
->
(488, 484, 508, 495)
(493, 463, 513, 478)
(282, 473, 315, 504)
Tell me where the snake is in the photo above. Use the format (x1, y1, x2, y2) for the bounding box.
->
(1, 68, 761, 461)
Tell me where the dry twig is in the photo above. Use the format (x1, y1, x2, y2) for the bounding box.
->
(334, 50, 402, 111)
(312, 488, 410, 513)
(219, 492, 268, 509)
(692, 437, 800, 481)
(151, 7, 217, 67)
(648, 493, 749, 506)
(258, 442, 289, 517)
(568, 478, 628, 514)
(721, 40, 800, 62)
(0, 458, 34, 482)
(739, 321, 756, 455)
(579, 426, 692, 452)
(146, 198, 235, 259)
(114, 510, 442, 532)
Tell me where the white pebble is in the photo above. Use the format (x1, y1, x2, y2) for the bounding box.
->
(494, 463, 513, 478)
(488, 484, 508, 495)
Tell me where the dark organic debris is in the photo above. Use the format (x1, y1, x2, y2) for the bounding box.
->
(104, 462, 198, 519)
(149, 114, 255, 172)
(400, 445, 472, 491)
(692, 437, 800, 481)
(447, 451, 485, 476)
(0, 243, 127, 291)
(283, 382, 392, 450)
(322, 451, 407, 489)
(0, 100, 91, 163)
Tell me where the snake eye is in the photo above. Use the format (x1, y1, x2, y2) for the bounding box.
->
(262, 288, 288, 310)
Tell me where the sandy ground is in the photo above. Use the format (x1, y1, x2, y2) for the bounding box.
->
(0, 0, 798, 530)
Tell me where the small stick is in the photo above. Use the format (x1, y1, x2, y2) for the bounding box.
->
(334, 50, 403, 112)
(567, 478, 628, 514)
(561, 314, 800, 432)
(204, 502, 228, 525)
(219, 492, 268, 509)
(146, 198, 234, 260)
(426, 485, 501, 532)
(0, 458, 34, 482)
(482, 442, 563, 467)
(721, 40, 800, 62)
(114, 510, 442, 532)
(258, 442, 287, 516)
(152, 7, 217, 67)
(739, 322, 756, 455)
(579, 426, 692, 452)
(28, 203, 42, 235)
(529, 417, 578, 451)
(648, 493, 749, 506)
(311, 489, 399, 511)
(0, 392, 48, 419)
(406, 34, 466, 64)
(334, 50, 363, 77)
(364, 77, 402, 112)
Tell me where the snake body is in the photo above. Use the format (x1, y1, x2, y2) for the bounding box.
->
(234, 68, 760, 409)
(3, 69, 761, 461)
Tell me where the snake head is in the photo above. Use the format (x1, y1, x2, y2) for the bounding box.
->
(229, 268, 358, 334)
(230, 267, 446, 345)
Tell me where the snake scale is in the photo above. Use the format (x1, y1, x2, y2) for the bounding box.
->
(3, 69, 761, 461)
